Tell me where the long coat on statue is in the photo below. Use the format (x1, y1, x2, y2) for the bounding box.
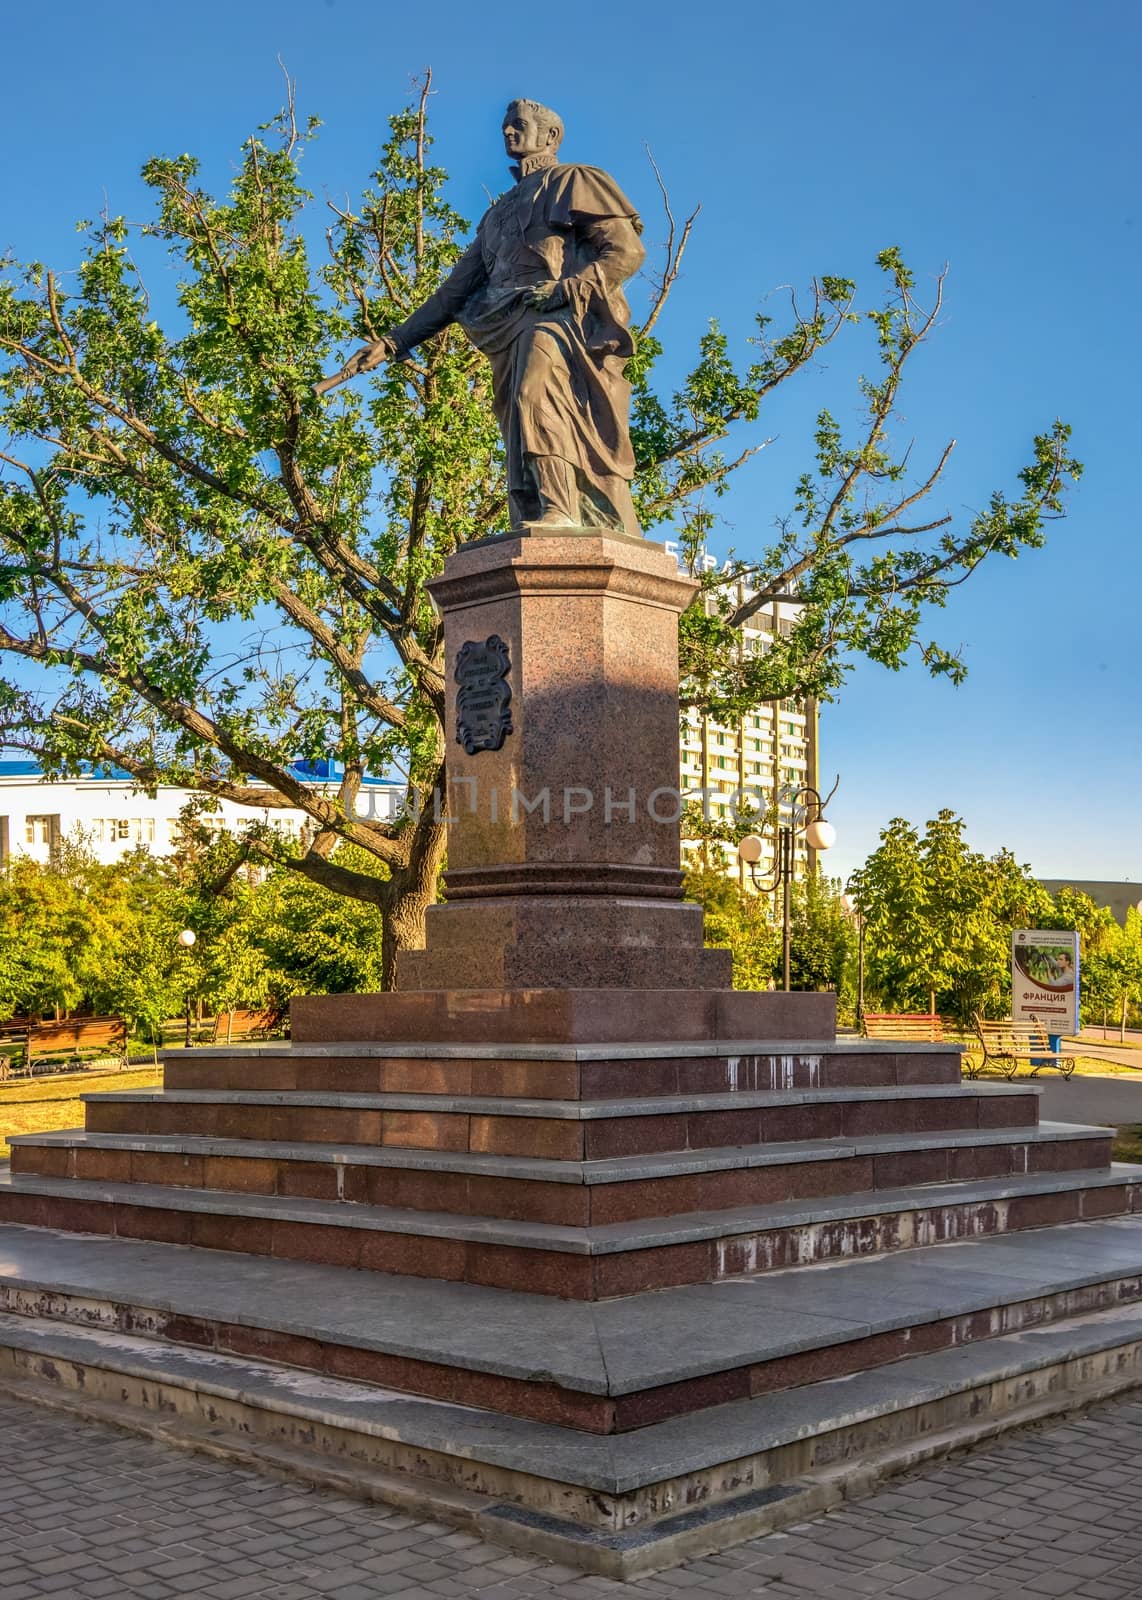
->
(387, 149, 646, 536)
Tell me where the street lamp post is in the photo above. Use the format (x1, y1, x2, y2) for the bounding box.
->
(177, 929, 197, 1049)
(738, 785, 836, 993)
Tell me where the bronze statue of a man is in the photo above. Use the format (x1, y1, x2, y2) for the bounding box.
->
(324, 99, 646, 536)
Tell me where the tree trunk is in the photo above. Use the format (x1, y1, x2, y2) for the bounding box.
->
(379, 788, 448, 991)
(381, 880, 439, 991)
(284, 766, 450, 993)
(928, 985, 936, 1016)
(1122, 992, 1129, 1044)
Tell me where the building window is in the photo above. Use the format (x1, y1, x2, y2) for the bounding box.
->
(96, 817, 158, 844)
(25, 815, 60, 847)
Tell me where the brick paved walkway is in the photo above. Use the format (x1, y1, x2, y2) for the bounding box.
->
(1, 1391, 1141, 1599)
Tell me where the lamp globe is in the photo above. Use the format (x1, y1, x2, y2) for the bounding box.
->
(804, 818, 836, 852)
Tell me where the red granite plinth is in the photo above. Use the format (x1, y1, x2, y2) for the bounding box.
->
(400, 898, 731, 990)
(290, 987, 837, 1044)
(397, 531, 716, 993)
(427, 533, 697, 889)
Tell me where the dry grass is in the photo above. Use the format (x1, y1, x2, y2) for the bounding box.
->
(0, 1066, 161, 1161)
(965, 1054, 1142, 1081)
(1063, 1054, 1142, 1078)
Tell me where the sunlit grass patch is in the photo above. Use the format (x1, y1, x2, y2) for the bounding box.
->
(0, 1065, 161, 1161)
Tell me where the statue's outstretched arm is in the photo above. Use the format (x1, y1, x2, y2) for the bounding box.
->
(315, 240, 487, 396)
(387, 240, 487, 356)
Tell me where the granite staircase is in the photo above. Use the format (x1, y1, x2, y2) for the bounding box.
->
(0, 1027, 1141, 1573)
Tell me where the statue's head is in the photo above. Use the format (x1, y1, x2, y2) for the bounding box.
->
(502, 99, 564, 163)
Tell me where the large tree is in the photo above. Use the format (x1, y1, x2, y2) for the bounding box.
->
(0, 76, 1080, 984)
(854, 811, 1052, 1020)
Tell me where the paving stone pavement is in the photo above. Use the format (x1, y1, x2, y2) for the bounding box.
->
(2, 1390, 1142, 1599)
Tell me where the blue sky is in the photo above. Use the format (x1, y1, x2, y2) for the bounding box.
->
(2, 0, 1139, 886)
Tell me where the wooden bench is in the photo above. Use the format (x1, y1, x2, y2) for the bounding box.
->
(967, 1014, 1074, 1080)
(863, 1012, 945, 1043)
(22, 1017, 129, 1075)
(862, 1012, 981, 1071)
(210, 1009, 284, 1044)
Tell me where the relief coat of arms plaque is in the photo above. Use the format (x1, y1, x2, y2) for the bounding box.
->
(454, 635, 513, 755)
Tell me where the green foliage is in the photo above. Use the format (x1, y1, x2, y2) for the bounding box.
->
(0, 81, 1080, 985)
(854, 811, 1052, 1021)
(0, 85, 490, 981)
(1041, 889, 1142, 1030)
(0, 839, 138, 1020)
(243, 852, 386, 1001)
(0, 823, 388, 1035)
(853, 814, 1142, 1029)
(684, 866, 781, 990)
(788, 871, 853, 992)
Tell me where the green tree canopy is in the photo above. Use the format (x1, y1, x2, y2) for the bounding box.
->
(683, 866, 781, 991)
(0, 821, 388, 1037)
(0, 840, 137, 1020)
(0, 77, 1080, 982)
(854, 811, 1052, 1020)
(1043, 888, 1142, 1034)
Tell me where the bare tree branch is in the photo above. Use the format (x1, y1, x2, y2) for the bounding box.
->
(639, 149, 700, 340)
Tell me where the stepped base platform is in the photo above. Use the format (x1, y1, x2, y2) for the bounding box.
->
(5, 1124, 1129, 1297)
(1, 1025, 1141, 1572)
(2, 1219, 1142, 1575)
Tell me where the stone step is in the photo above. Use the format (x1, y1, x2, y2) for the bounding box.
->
(6, 1138, 1138, 1296)
(288, 986, 836, 1046)
(81, 1081, 1038, 1160)
(3, 1293, 1140, 1577)
(0, 1216, 1140, 1439)
(12, 1121, 1115, 1228)
(160, 1037, 964, 1097)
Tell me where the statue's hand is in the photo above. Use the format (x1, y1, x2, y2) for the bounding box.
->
(348, 336, 397, 376)
(522, 280, 568, 312)
(313, 336, 399, 397)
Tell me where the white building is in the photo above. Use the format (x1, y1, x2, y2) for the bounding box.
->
(0, 760, 406, 868)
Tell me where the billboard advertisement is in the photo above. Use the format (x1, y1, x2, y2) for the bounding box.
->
(1011, 929, 1080, 1036)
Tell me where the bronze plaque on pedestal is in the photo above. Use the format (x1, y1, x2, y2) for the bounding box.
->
(455, 636, 513, 755)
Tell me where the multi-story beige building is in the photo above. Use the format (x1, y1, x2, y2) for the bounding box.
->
(667, 550, 821, 890)
(680, 691, 820, 888)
